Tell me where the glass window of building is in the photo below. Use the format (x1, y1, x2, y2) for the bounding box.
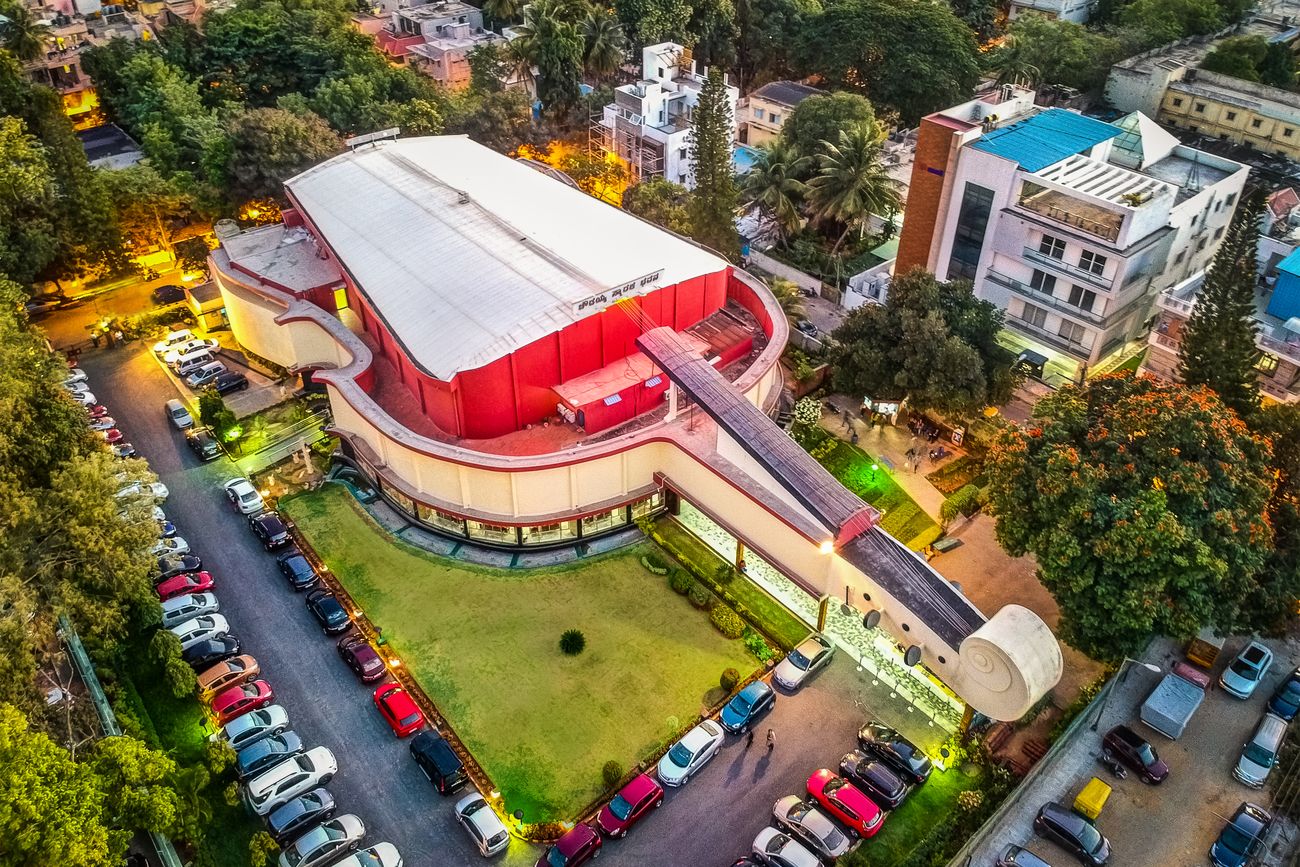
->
(1030, 270, 1056, 293)
(1257, 353, 1279, 374)
(946, 183, 994, 281)
(381, 481, 415, 516)
(1020, 303, 1047, 329)
(1038, 235, 1066, 260)
(1079, 250, 1107, 275)
(1067, 285, 1096, 312)
(416, 503, 467, 536)
(466, 520, 518, 544)
(631, 492, 664, 519)
(1058, 319, 1086, 345)
(522, 521, 578, 545)
(581, 508, 628, 535)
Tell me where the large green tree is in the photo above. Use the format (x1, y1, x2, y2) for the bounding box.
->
(582, 6, 629, 82)
(225, 107, 343, 201)
(739, 138, 808, 243)
(780, 92, 878, 162)
(1250, 404, 1300, 633)
(686, 65, 740, 259)
(991, 14, 1128, 92)
(986, 373, 1274, 658)
(1119, 0, 1223, 45)
(99, 165, 194, 254)
(0, 0, 50, 62)
(0, 116, 60, 285)
(621, 177, 694, 235)
(805, 126, 900, 254)
(1178, 189, 1264, 419)
(1202, 35, 1298, 88)
(735, 0, 820, 89)
(511, 0, 585, 117)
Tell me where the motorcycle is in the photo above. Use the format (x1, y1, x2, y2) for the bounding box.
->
(1098, 752, 1127, 780)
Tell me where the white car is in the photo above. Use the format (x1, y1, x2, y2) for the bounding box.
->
(64, 368, 88, 385)
(773, 796, 852, 861)
(159, 592, 219, 629)
(332, 844, 402, 867)
(116, 480, 170, 501)
(217, 705, 290, 752)
(153, 328, 195, 355)
(89, 416, 117, 432)
(169, 614, 230, 650)
(244, 746, 338, 816)
(224, 477, 265, 515)
(753, 827, 820, 867)
(276, 813, 365, 867)
(773, 634, 835, 692)
(71, 390, 97, 407)
(657, 720, 724, 787)
(163, 339, 220, 365)
(454, 792, 510, 857)
(151, 536, 191, 557)
(63, 379, 91, 394)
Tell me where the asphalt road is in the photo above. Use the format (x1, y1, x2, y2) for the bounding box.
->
(78, 340, 883, 867)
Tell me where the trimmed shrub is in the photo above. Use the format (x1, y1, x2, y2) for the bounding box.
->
(559, 629, 586, 655)
(710, 604, 745, 639)
(688, 581, 713, 609)
(641, 554, 669, 575)
(714, 563, 736, 585)
(793, 396, 822, 427)
(249, 831, 280, 867)
(742, 627, 777, 664)
(602, 760, 624, 789)
(720, 667, 741, 691)
(668, 569, 692, 595)
(204, 739, 237, 776)
(224, 781, 242, 807)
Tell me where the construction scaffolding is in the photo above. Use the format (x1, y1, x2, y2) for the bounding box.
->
(590, 113, 665, 183)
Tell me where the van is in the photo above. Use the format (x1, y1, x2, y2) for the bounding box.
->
(1234, 712, 1287, 787)
(165, 398, 194, 429)
(152, 328, 194, 355)
(186, 360, 227, 389)
(175, 351, 215, 377)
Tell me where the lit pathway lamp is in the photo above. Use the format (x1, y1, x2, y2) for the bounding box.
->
(1089, 658, 1161, 732)
(870, 463, 878, 483)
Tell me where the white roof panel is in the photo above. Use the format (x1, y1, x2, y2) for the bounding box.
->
(284, 136, 727, 379)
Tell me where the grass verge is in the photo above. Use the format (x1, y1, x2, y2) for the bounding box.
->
(847, 765, 985, 867)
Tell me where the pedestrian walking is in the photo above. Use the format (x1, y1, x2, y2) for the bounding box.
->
(766, 728, 775, 751)
(747, 729, 755, 749)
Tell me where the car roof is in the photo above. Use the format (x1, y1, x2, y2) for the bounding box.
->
(620, 773, 658, 800)
(382, 686, 418, 712)
(1041, 802, 1086, 831)
(740, 681, 772, 699)
(556, 824, 595, 854)
(681, 722, 719, 750)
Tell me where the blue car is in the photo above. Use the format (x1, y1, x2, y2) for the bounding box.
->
(1269, 668, 1300, 721)
(1220, 640, 1274, 699)
(719, 681, 775, 733)
(1210, 802, 1272, 867)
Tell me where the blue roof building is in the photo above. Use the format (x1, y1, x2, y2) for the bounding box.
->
(970, 108, 1123, 172)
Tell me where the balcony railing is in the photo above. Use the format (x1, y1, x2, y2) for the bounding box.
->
(1017, 192, 1122, 243)
(1154, 291, 1196, 316)
(987, 271, 1106, 326)
(1021, 247, 1113, 289)
(1005, 316, 1094, 359)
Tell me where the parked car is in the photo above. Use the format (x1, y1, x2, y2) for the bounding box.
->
(337, 635, 386, 682)
(1033, 803, 1110, 865)
(455, 792, 511, 856)
(111, 442, 138, 459)
(182, 635, 242, 669)
(164, 338, 220, 365)
(64, 378, 91, 394)
(218, 704, 289, 752)
(995, 845, 1053, 867)
(159, 520, 178, 539)
(720, 681, 776, 733)
(169, 614, 230, 650)
(64, 367, 88, 385)
(267, 788, 336, 846)
(151, 536, 192, 558)
(1210, 802, 1273, 867)
(806, 769, 884, 839)
(276, 813, 364, 867)
(165, 398, 194, 429)
(277, 551, 319, 591)
(214, 371, 250, 394)
(243, 746, 337, 816)
(1234, 712, 1287, 788)
(752, 827, 819, 867)
(235, 731, 304, 781)
(373, 682, 424, 737)
(153, 284, 186, 305)
(71, 390, 97, 407)
(185, 361, 227, 389)
(157, 554, 203, 580)
(410, 731, 468, 794)
(773, 634, 834, 691)
(197, 654, 260, 696)
(224, 477, 265, 514)
(534, 824, 601, 867)
(1101, 725, 1168, 783)
(839, 750, 908, 809)
(597, 773, 663, 838)
(332, 844, 402, 867)
(118, 480, 169, 501)
(210, 680, 274, 726)
(857, 721, 932, 786)
(159, 592, 218, 629)
(89, 416, 117, 432)
(250, 512, 292, 549)
(156, 570, 215, 602)
(186, 427, 223, 461)
(1220, 640, 1274, 699)
(657, 720, 725, 787)
(87, 403, 110, 419)
(102, 428, 125, 445)
(1268, 667, 1300, 721)
(772, 795, 852, 862)
(305, 589, 352, 634)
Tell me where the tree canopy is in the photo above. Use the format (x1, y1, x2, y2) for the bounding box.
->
(991, 14, 1128, 92)
(780, 92, 878, 162)
(1202, 35, 1298, 89)
(687, 65, 740, 259)
(622, 177, 695, 235)
(225, 107, 343, 202)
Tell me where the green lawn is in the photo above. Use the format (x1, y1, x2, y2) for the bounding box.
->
(1112, 348, 1147, 373)
(847, 765, 984, 866)
(281, 485, 758, 822)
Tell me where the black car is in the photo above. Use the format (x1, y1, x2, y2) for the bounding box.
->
(410, 731, 468, 794)
(181, 635, 241, 669)
(1101, 725, 1169, 784)
(1034, 803, 1110, 865)
(1211, 802, 1273, 867)
(152, 284, 186, 305)
(277, 550, 319, 591)
(266, 788, 337, 846)
(1268, 668, 1300, 722)
(157, 554, 203, 581)
(306, 589, 352, 634)
(235, 731, 304, 780)
(213, 371, 250, 394)
(338, 635, 386, 682)
(839, 749, 908, 809)
(249, 512, 291, 549)
(185, 427, 223, 462)
(857, 722, 933, 785)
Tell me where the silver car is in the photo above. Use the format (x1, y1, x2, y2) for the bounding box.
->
(160, 592, 220, 629)
(753, 827, 820, 867)
(773, 795, 852, 860)
(657, 720, 724, 787)
(224, 477, 265, 515)
(773, 634, 834, 691)
(217, 705, 290, 752)
(332, 844, 402, 867)
(168, 614, 230, 650)
(455, 792, 510, 856)
(278, 813, 365, 867)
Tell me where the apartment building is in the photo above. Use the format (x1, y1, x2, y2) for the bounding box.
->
(592, 42, 738, 189)
(737, 80, 823, 146)
(1007, 0, 1093, 24)
(896, 87, 1248, 380)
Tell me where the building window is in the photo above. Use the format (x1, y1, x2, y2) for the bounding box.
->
(753, 107, 765, 120)
(1172, 97, 1184, 107)
(1067, 285, 1096, 312)
(1196, 237, 1207, 251)
(946, 183, 994, 281)
(466, 520, 518, 544)
(1227, 192, 1237, 206)
(657, 66, 664, 77)
(1058, 319, 1087, 345)
(521, 521, 578, 545)
(581, 508, 628, 535)
(381, 481, 415, 516)
(1019, 302, 1047, 329)
(1079, 250, 1107, 275)
(631, 491, 664, 518)
(1226, 111, 1237, 121)
(1194, 102, 1206, 113)
(417, 503, 467, 536)
(1257, 353, 1280, 374)
(1174, 250, 1186, 265)
(1253, 119, 1263, 129)
(1288, 129, 1297, 138)
(333, 287, 349, 311)
(1038, 234, 1066, 260)
(770, 113, 781, 124)
(1030, 269, 1056, 293)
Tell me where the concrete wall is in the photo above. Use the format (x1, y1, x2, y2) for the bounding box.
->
(748, 249, 822, 295)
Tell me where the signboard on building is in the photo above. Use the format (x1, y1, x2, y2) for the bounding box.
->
(573, 269, 664, 316)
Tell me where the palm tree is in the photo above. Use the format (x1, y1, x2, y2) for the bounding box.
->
(991, 34, 1040, 87)
(739, 139, 809, 245)
(582, 7, 627, 83)
(806, 127, 902, 255)
(483, 0, 524, 26)
(0, 3, 51, 63)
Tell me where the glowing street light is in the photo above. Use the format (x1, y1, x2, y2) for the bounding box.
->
(819, 540, 834, 555)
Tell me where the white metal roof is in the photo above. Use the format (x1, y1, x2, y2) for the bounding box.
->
(284, 135, 727, 380)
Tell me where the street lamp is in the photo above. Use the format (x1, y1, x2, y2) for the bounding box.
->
(1089, 657, 1162, 731)
(870, 463, 878, 482)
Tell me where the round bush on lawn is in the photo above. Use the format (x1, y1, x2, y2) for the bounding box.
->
(710, 604, 745, 639)
(688, 581, 713, 609)
(720, 667, 741, 691)
(669, 568, 692, 594)
(560, 629, 586, 655)
(602, 760, 624, 789)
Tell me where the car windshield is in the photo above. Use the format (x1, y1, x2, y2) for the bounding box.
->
(609, 794, 633, 820)
(1244, 744, 1276, 767)
(1281, 683, 1300, 705)
(788, 650, 810, 670)
(1075, 821, 1103, 853)
(399, 712, 421, 727)
(1219, 823, 1257, 856)
(730, 694, 753, 714)
(668, 743, 693, 767)
(545, 846, 569, 867)
(1135, 742, 1157, 765)
(1232, 659, 1261, 678)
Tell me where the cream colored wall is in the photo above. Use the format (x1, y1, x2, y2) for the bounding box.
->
(216, 273, 353, 372)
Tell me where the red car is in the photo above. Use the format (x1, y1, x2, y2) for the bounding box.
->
(597, 773, 663, 838)
(102, 428, 124, 445)
(807, 768, 884, 838)
(156, 571, 215, 602)
(210, 680, 275, 726)
(87, 404, 109, 419)
(535, 824, 601, 867)
(373, 682, 424, 737)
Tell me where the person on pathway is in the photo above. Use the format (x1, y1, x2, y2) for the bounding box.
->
(766, 728, 775, 751)
(747, 730, 755, 749)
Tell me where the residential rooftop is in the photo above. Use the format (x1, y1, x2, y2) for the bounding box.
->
(970, 108, 1122, 172)
(748, 80, 823, 109)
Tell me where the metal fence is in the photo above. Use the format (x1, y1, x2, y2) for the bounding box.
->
(233, 410, 330, 475)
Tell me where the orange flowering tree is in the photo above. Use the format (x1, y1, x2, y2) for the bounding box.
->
(986, 372, 1274, 659)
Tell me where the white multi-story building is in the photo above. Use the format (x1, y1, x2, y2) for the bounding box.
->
(592, 42, 738, 189)
(1007, 0, 1093, 24)
(895, 88, 1248, 383)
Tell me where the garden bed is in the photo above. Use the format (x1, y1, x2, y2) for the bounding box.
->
(925, 454, 987, 496)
